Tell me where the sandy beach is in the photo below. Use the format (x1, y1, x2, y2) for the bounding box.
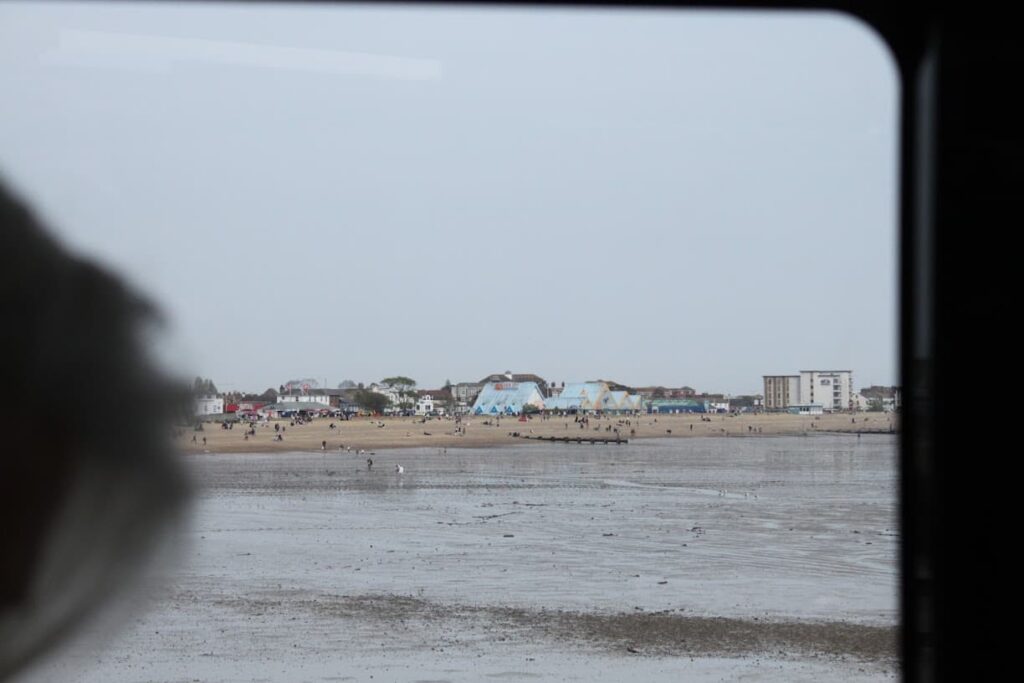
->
(179, 411, 899, 454)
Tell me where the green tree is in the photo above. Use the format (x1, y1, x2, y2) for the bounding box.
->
(382, 376, 417, 409)
(354, 389, 391, 414)
(867, 397, 884, 412)
(382, 376, 416, 389)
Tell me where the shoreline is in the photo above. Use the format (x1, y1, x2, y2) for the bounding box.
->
(177, 412, 899, 454)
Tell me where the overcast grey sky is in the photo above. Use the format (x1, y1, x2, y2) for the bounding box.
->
(0, 2, 898, 395)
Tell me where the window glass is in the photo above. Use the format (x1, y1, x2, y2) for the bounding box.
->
(0, 3, 899, 681)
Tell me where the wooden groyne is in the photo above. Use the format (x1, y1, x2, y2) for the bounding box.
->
(514, 434, 628, 445)
(811, 429, 897, 435)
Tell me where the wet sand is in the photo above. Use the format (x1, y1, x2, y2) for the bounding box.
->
(180, 411, 899, 453)
(22, 435, 898, 682)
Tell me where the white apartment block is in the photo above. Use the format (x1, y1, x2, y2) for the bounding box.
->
(764, 370, 854, 411)
(799, 370, 853, 412)
(195, 396, 224, 416)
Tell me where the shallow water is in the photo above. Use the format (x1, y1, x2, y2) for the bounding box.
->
(21, 435, 899, 682)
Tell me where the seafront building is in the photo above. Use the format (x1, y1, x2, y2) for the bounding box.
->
(542, 382, 642, 414)
(633, 386, 699, 403)
(471, 381, 546, 415)
(855, 385, 902, 412)
(279, 393, 332, 407)
(605, 391, 629, 411)
(763, 370, 854, 412)
(258, 401, 344, 418)
(279, 387, 356, 409)
(194, 395, 224, 416)
(225, 400, 266, 416)
(787, 404, 824, 415)
(479, 372, 551, 396)
(452, 382, 483, 405)
(543, 382, 606, 412)
(604, 389, 642, 412)
(646, 398, 708, 414)
(763, 375, 800, 410)
(799, 370, 853, 412)
(415, 394, 437, 415)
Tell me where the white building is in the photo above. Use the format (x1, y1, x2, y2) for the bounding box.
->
(789, 404, 825, 415)
(369, 384, 410, 412)
(194, 395, 224, 416)
(764, 370, 854, 412)
(799, 370, 853, 412)
(415, 394, 445, 416)
(855, 386, 902, 412)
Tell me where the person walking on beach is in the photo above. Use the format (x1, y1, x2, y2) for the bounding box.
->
(321, 440, 327, 451)
(367, 457, 373, 471)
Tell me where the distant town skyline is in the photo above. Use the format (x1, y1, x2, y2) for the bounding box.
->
(0, 4, 898, 396)
(209, 369, 892, 399)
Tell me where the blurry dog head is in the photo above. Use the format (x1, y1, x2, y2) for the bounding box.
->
(0, 181, 189, 680)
